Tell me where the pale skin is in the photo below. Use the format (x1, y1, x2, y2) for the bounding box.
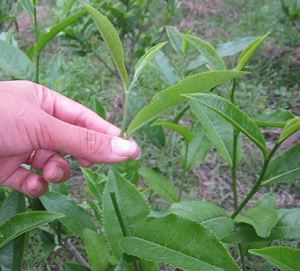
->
(0, 81, 140, 198)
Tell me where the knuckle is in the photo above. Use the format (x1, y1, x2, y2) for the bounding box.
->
(81, 129, 104, 156)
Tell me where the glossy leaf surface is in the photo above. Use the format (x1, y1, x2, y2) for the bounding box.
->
(120, 215, 241, 271)
(166, 201, 234, 238)
(138, 168, 178, 204)
(127, 70, 246, 137)
(262, 143, 300, 186)
(0, 212, 63, 249)
(249, 247, 300, 271)
(40, 192, 96, 236)
(0, 40, 35, 80)
(83, 3, 129, 88)
(186, 93, 268, 157)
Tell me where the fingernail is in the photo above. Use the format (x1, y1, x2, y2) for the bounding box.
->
(111, 138, 138, 157)
(50, 166, 64, 181)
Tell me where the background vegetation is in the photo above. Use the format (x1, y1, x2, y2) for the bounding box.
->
(0, 0, 300, 270)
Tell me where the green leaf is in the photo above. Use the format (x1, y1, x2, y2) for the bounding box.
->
(178, 33, 226, 70)
(138, 168, 178, 204)
(187, 36, 258, 73)
(235, 207, 279, 238)
(237, 33, 270, 71)
(254, 109, 295, 128)
(40, 192, 96, 236)
(83, 229, 110, 271)
(134, 42, 167, 81)
(34, 9, 87, 54)
(278, 118, 300, 144)
(0, 39, 35, 80)
(102, 168, 150, 259)
(182, 122, 213, 170)
(262, 143, 300, 186)
(151, 50, 180, 86)
(128, 92, 165, 149)
(186, 93, 268, 157)
(182, 28, 193, 55)
(47, 52, 65, 89)
(126, 70, 246, 137)
(120, 215, 241, 271)
(65, 262, 91, 271)
(152, 119, 195, 143)
(81, 168, 105, 203)
(83, 3, 129, 88)
(166, 26, 183, 56)
(0, 191, 26, 270)
(249, 247, 300, 271)
(17, 0, 34, 19)
(166, 201, 234, 238)
(88, 97, 107, 120)
(113, 160, 141, 186)
(190, 100, 242, 167)
(0, 211, 64, 249)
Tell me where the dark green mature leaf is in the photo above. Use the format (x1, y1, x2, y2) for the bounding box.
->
(0, 40, 35, 80)
(126, 70, 246, 137)
(190, 101, 242, 167)
(254, 109, 295, 128)
(178, 33, 226, 70)
(102, 168, 150, 259)
(83, 229, 110, 271)
(186, 93, 268, 157)
(138, 168, 178, 204)
(152, 120, 195, 143)
(0, 212, 64, 249)
(0, 191, 26, 270)
(249, 247, 300, 271)
(278, 118, 300, 144)
(166, 201, 234, 238)
(262, 143, 300, 186)
(120, 215, 241, 271)
(40, 192, 96, 236)
(34, 9, 87, 54)
(237, 33, 270, 71)
(235, 207, 279, 238)
(182, 122, 213, 170)
(83, 3, 129, 88)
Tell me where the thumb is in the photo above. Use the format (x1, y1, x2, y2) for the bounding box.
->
(38, 115, 140, 164)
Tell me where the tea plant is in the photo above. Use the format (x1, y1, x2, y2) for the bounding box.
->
(1, 1, 300, 271)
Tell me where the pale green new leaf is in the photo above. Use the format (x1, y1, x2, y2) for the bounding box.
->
(190, 100, 242, 167)
(278, 118, 300, 144)
(0, 40, 35, 80)
(0, 212, 64, 249)
(120, 215, 241, 271)
(83, 3, 129, 88)
(237, 33, 270, 71)
(249, 247, 300, 271)
(102, 167, 150, 259)
(262, 143, 300, 186)
(152, 120, 195, 143)
(89, 96, 107, 120)
(254, 109, 295, 128)
(235, 207, 279, 238)
(186, 93, 268, 157)
(178, 33, 226, 70)
(40, 192, 96, 236)
(126, 70, 246, 137)
(83, 229, 110, 271)
(134, 42, 167, 80)
(138, 168, 178, 204)
(166, 201, 234, 238)
(166, 26, 183, 56)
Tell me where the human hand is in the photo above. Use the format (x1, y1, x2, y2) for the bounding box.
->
(0, 81, 140, 197)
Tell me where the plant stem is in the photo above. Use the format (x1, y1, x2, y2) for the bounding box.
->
(232, 130, 239, 210)
(231, 144, 280, 218)
(179, 143, 189, 201)
(33, 1, 39, 83)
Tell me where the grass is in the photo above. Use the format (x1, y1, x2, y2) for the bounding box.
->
(1, 0, 300, 270)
